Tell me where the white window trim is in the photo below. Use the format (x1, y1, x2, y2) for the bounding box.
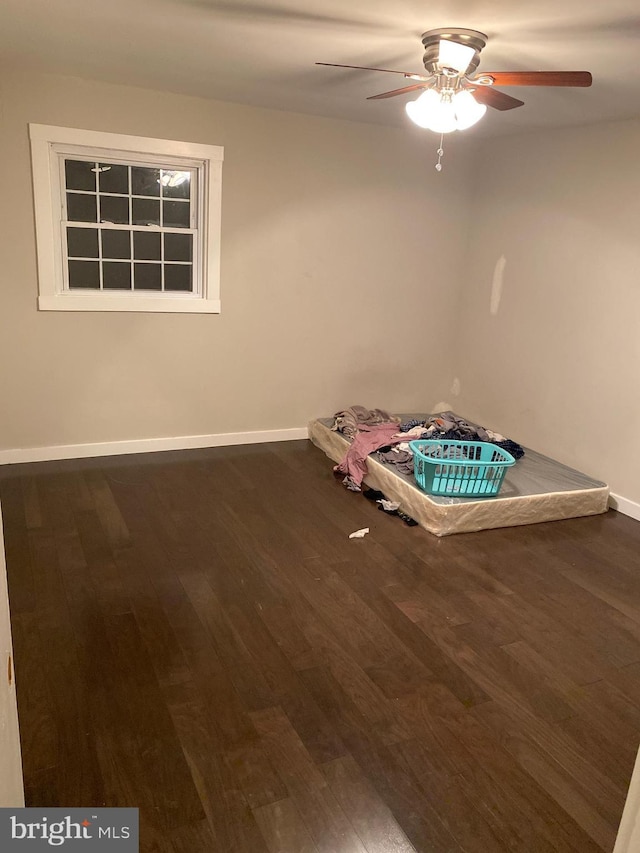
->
(29, 124, 223, 313)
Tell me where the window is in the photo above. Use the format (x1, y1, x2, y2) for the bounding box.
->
(29, 125, 223, 313)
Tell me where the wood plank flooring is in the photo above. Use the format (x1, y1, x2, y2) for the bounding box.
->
(2, 439, 639, 852)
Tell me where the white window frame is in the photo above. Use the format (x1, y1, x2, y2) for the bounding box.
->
(29, 124, 223, 313)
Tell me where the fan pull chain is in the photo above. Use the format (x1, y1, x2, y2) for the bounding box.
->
(435, 134, 445, 172)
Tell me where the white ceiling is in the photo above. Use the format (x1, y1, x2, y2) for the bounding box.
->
(1, 0, 639, 136)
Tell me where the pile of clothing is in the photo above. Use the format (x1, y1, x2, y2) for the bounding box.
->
(331, 406, 524, 492)
(406, 413, 525, 461)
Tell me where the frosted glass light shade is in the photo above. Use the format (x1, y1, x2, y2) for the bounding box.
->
(405, 90, 457, 133)
(427, 98, 457, 133)
(406, 89, 487, 133)
(453, 90, 487, 129)
(438, 40, 475, 74)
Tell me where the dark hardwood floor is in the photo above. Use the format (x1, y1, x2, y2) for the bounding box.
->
(2, 439, 640, 852)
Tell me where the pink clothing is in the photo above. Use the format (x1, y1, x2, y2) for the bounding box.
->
(333, 423, 409, 490)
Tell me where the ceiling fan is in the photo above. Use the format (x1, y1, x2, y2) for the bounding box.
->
(317, 27, 592, 137)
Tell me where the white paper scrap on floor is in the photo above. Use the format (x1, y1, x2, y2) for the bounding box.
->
(308, 413, 609, 537)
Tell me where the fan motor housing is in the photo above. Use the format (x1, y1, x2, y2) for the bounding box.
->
(421, 27, 487, 76)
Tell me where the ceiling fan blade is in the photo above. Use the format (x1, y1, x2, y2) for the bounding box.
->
(482, 71, 592, 87)
(471, 87, 524, 111)
(367, 83, 429, 100)
(316, 62, 428, 80)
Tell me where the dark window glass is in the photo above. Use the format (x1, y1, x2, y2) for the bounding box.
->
(103, 262, 132, 290)
(100, 195, 129, 224)
(133, 231, 161, 261)
(67, 192, 97, 223)
(164, 233, 192, 262)
(98, 163, 128, 195)
(68, 260, 100, 289)
(132, 198, 160, 226)
(161, 170, 191, 199)
(134, 263, 162, 290)
(164, 264, 192, 292)
(67, 227, 99, 258)
(131, 167, 160, 196)
(65, 160, 96, 192)
(163, 200, 190, 228)
(101, 229, 131, 259)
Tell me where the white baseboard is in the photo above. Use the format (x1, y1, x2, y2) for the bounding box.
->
(609, 493, 640, 523)
(0, 427, 309, 466)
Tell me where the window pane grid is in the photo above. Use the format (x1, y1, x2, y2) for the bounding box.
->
(63, 161, 192, 226)
(65, 222, 193, 292)
(61, 155, 198, 295)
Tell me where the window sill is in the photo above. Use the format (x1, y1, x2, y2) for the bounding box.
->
(38, 294, 221, 313)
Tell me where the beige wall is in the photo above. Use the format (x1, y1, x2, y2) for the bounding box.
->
(455, 119, 640, 502)
(0, 70, 473, 452)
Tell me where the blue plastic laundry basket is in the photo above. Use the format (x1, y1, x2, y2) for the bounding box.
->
(409, 439, 515, 497)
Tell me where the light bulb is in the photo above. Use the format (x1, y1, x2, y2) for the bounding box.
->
(453, 90, 487, 130)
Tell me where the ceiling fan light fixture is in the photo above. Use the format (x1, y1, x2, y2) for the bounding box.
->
(318, 26, 592, 170)
(438, 39, 475, 74)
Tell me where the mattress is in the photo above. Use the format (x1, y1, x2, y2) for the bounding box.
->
(308, 414, 609, 536)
